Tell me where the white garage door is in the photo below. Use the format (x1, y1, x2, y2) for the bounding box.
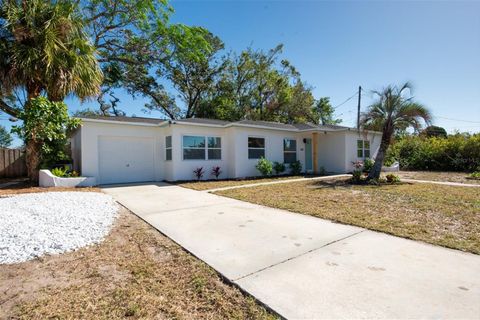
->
(98, 136, 155, 184)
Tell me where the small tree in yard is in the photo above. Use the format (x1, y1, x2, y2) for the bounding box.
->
(12, 98, 81, 171)
(361, 83, 431, 180)
(0, 0, 102, 181)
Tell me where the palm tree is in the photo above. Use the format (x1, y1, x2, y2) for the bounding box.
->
(0, 0, 103, 181)
(361, 83, 431, 180)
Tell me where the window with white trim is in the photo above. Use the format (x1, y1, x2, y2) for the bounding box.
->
(165, 136, 172, 161)
(357, 140, 370, 158)
(283, 139, 297, 163)
(182, 135, 221, 160)
(248, 137, 265, 159)
(207, 137, 221, 160)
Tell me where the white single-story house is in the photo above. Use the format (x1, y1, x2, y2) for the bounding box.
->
(70, 116, 382, 184)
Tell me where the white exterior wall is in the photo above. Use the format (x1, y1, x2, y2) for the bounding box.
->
(344, 130, 382, 172)
(79, 121, 163, 182)
(162, 125, 174, 181)
(168, 124, 230, 181)
(317, 131, 347, 173)
(76, 119, 382, 184)
(231, 127, 303, 178)
(316, 130, 382, 173)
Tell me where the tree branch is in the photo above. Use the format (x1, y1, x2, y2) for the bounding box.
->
(0, 98, 20, 118)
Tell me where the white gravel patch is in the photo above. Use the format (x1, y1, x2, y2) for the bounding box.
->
(0, 192, 118, 264)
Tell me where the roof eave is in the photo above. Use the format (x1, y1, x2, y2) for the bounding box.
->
(78, 117, 164, 127)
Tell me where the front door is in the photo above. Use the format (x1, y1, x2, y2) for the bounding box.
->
(305, 138, 313, 172)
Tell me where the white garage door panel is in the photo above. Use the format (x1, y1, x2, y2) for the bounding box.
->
(98, 136, 155, 184)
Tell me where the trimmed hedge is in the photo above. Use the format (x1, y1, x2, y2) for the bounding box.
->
(385, 133, 480, 172)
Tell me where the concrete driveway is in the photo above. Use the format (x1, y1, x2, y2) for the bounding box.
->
(103, 183, 480, 319)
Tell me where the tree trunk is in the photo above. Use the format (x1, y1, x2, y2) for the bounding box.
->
(367, 130, 392, 180)
(26, 139, 41, 183)
(25, 84, 43, 183)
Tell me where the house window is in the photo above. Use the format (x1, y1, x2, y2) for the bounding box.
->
(183, 136, 206, 160)
(182, 135, 222, 160)
(357, 140, 370, 158)
(165, 136, 172, 161)
(248, 137, 265, 159)
(283, 139, 297, 163)
(208, 137, 222, 160)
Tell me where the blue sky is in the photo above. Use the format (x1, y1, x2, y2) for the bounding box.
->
(2, 0, 479, 146)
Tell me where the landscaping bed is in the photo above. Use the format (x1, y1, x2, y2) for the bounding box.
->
(0, 180, 100, 196)
(215, 178, 480, 254)
(395, 171, 480, 185)
(0, 206, 276, 319)
(1, 192, 118, 264)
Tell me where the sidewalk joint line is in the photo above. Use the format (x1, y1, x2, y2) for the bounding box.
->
(233, 229, 365, 282)
(115, 200, 234, 215)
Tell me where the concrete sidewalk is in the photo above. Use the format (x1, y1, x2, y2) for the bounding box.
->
(402, 178, 480, 188)
(203, 174, 351, 192)
(103, 183, 480, 319)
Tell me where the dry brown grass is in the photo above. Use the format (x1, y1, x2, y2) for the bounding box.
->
(0, 208, 276, 319)
(177, 175, 307, 191)
(396, 171, 480, 185)
(216, 179, 480, 254)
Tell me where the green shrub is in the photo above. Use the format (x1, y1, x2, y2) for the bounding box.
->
(256, 157, 273, 176)
(51, 166, 79, 178)
(289, 160, 302, 175)
(386, 174, 401, 183)
(351, 170, 363, 184)
(273, 162, 286, 175)
(468, 172, 480, 180)
(12, 97, 80, 169)
(385, 133, 480, 172)
(363, 158, 374, 173)
(51, 166, 68, 177)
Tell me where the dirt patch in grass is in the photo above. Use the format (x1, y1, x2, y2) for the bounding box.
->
(0, 180, 100, 196)
(177, 175, 312, 191)
(216, 179, 480, 254)
(0, 207, 276, 319)
(395, 171, 480, 185)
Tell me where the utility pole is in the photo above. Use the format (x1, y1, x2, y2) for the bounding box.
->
(357, 85, 362, 129)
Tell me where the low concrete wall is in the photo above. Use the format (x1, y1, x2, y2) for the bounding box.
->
(382, 161, 400, 172)
(39, 169, 97, 187)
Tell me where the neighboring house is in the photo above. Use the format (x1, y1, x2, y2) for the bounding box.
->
(70, 116, 382, 184)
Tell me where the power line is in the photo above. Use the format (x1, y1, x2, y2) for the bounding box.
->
(333, 91, 359, 110)
(436, 116, 480, 124)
